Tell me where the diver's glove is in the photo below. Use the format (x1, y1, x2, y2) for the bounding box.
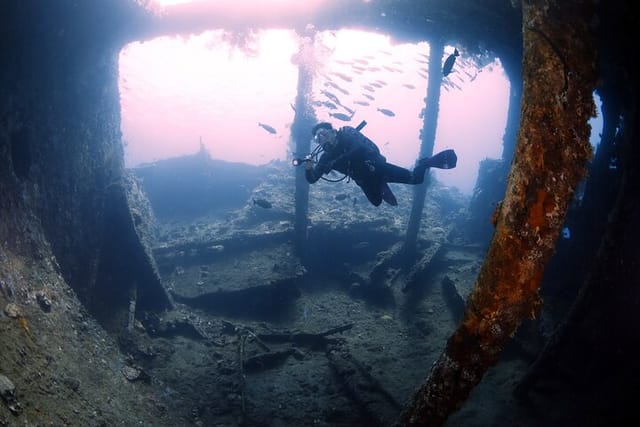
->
(304, 159, 314, 170)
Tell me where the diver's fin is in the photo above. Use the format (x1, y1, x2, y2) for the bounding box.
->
(381, 182, 398, 206)
(420, 149, 458, 170)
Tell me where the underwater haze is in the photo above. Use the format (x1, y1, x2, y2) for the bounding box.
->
(119, 26, 510, 194)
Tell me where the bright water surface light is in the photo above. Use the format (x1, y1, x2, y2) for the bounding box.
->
(119, 27, 511, 194)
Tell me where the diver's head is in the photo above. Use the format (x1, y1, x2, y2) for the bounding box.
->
(312, 122, 337, 149)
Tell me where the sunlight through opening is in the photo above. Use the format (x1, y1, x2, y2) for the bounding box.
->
(119, 27, 510, 194)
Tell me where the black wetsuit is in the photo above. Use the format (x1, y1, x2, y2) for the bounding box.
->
(305, 126, 426, 206)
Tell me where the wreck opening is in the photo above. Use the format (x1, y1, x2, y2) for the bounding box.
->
(2, 1, 638, 426)
(117, 28, 511, 200)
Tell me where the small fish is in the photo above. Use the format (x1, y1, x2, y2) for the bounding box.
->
(324, 81, 339, 90)
(354, 100, 370, 106)
(331, 71, 353, 83)
(362, 85, 375, 93)
(321, 90, 341, 106)
(341, 104, 355, 115)
(322, 101, 338, 110)
(442, 48, 459, 77)
(402, 83, 416, 89)
(369, 82, 384, 89)
(335, 193, 348, 201)
(325, 81, 349, 95)
(329, 112, 353, 122)
(362, 93, 375, 101)
(377, 108, 396, 117)
(443, 80, 462, 91)
(382, 65, 401, 73)
(258, 123, 277, 134)
(253, 198, 272, 209)
(334, 86, 350, 96)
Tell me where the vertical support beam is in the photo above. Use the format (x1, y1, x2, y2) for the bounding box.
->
(404, 39, 443, 257)
(291, 27, 318, 256)
(399, 0, 597, 425)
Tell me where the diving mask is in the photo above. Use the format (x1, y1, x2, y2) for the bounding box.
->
(314, 128, 336, 147)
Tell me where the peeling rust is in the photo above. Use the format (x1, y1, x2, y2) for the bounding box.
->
(399, 1, 597, 425)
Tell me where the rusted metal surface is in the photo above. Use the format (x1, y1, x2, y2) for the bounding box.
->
(399, 1, 598, 425)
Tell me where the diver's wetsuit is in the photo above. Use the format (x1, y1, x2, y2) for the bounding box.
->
(305, 126, 428, 206)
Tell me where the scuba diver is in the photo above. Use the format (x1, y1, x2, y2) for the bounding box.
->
(294, 121, 457, 206)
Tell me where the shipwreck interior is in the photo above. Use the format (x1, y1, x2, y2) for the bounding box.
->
(1, 1, 639, 426)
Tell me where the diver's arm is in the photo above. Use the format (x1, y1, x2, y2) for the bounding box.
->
(305, 153, 333, 183)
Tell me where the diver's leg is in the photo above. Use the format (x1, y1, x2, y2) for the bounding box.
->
(410, 161, 429, 184)
(381, 182, 398, 206)
(408, 150, 458, 184)
(382, 163, 418, 184)
(358, 180, 383, 206)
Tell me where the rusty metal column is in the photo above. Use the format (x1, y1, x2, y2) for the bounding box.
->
(399, 0, 597, 425)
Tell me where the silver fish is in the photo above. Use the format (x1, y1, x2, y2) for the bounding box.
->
(321, 90, 341, 106)
(329, 112, 353, 122)
(377, 108, 395, 117)
(331, 71, 353, 82)
(258, 123, 276, 134)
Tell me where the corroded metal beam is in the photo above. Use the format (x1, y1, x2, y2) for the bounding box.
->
(399, 0, 598, 425)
